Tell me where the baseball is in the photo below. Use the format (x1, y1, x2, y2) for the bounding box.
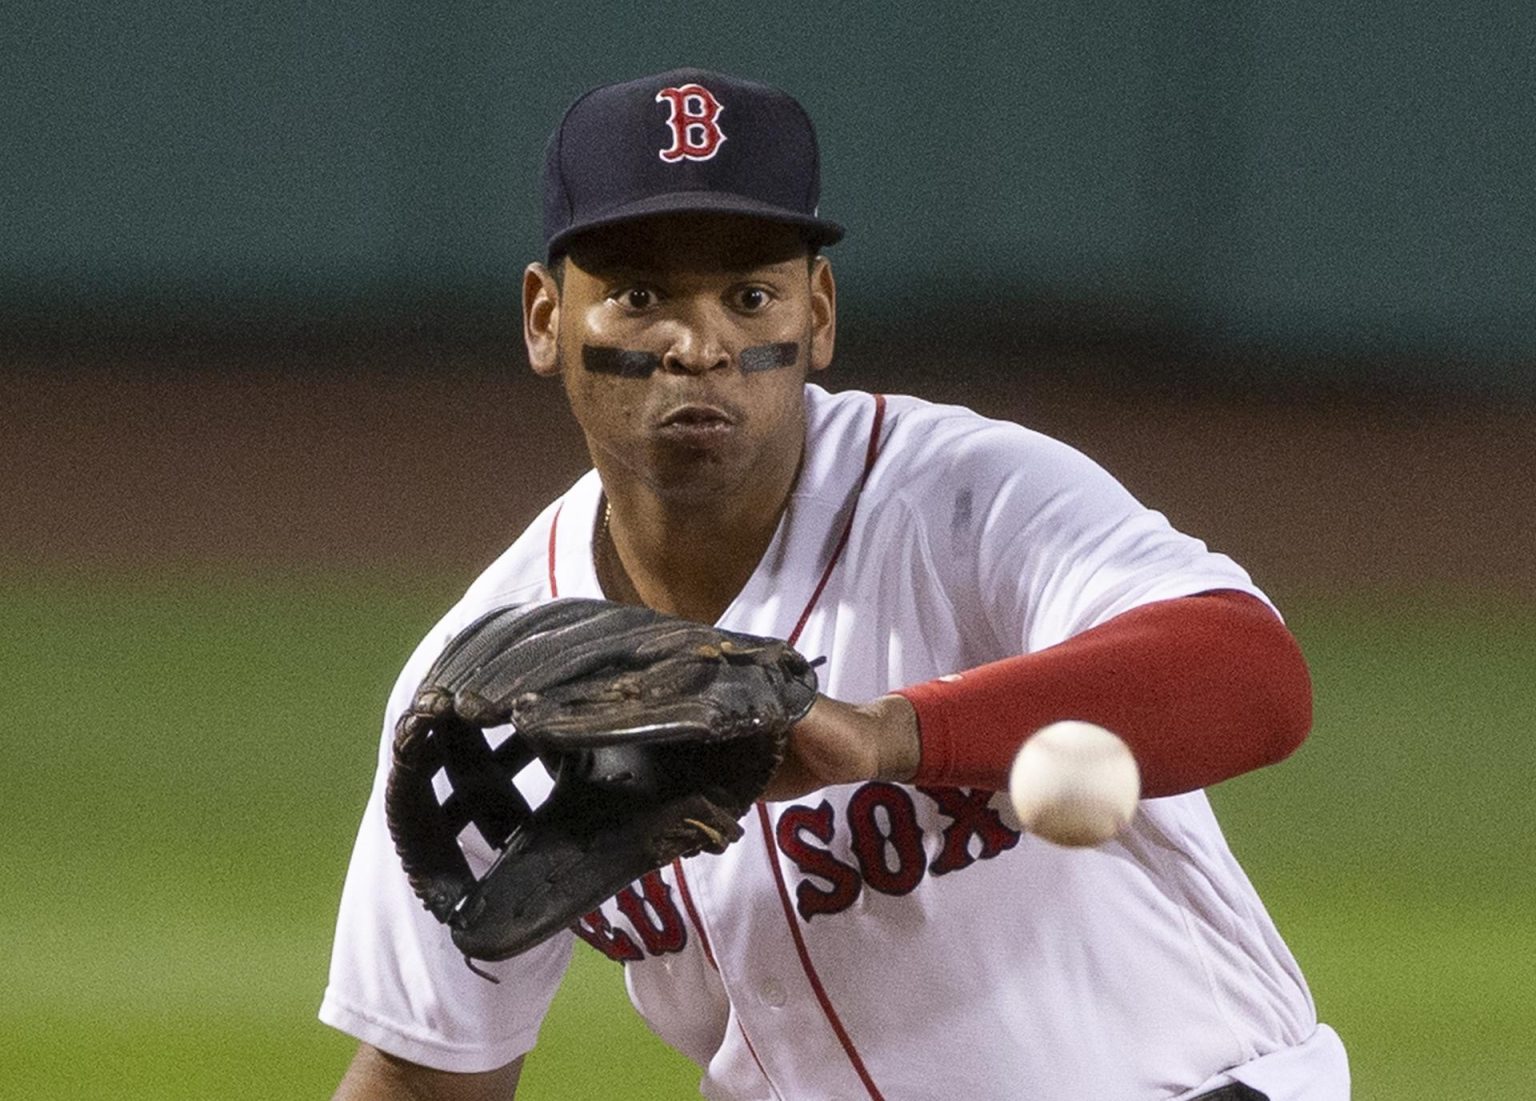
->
(1009, 721, 1141, 847)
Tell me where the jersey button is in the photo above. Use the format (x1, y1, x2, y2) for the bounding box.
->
(758, 979, 787, 1008)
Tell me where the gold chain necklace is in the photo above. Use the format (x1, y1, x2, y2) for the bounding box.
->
(596, 497, 633, 602)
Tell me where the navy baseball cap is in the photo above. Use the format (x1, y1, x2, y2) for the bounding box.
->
(542, 68, 845, 260)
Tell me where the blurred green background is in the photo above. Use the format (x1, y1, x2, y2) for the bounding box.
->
(4, 2, 1535, 1098)
(5, 577, 1533, 1097)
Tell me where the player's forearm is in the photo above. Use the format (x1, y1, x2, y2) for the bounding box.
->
(895, 590, 1312, 798)
(767, 693, 920, 800)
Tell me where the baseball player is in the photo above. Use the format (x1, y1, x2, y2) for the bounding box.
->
(322, 68, 1349, 1100)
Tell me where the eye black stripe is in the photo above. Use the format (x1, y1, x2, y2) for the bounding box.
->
(582, 346, 662, 378)
(739, 342, 799, 373)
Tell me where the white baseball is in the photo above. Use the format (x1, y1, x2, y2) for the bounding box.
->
(1009, 721, 1141, 847)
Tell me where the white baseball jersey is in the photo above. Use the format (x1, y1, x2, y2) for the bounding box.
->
(321, 384, 1348, 1100)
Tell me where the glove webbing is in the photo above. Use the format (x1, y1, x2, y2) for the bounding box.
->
(386, 714, 538, 922)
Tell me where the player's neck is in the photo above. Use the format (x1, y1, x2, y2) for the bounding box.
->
(596, 474, 796, 625)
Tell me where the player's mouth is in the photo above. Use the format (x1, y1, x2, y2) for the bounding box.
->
(655, 404, 737, 446)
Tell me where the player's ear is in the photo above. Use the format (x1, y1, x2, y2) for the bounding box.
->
(808, 255, 836, 373)
(523, 261, 562, 376)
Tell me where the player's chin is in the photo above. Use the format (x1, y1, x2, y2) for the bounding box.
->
(645, 450, 754, 503)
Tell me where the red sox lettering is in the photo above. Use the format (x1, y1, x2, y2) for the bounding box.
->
(573, 784, 1022, 962)
(572, 870, 681, 961)
(781, 784, 1022, 918)
(774, 799, 860, 917)
(573, 898, 646, 962)
(655, 83, 726, 162)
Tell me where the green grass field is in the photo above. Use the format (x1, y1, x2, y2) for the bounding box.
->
(4, 573, 1532, 1099)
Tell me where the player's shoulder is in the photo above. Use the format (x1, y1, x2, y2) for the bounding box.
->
(806, 383, 1097, 494)
(456, 490, 574, 613)
(811, 382, 1071, 452)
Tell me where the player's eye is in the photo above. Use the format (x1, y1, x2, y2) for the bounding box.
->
(612, 287, 657, 310)
(733, 286, 773, 312)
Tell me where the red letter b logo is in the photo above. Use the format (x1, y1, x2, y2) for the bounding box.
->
(655, 84, 726, 162)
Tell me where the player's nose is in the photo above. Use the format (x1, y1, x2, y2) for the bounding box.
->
(659, 311, 731, 375)
(660, 339, 730, 375)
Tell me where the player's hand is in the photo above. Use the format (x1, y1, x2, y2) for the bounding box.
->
(762, 693, 921, 801)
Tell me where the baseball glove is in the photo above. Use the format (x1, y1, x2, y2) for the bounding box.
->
(384, 597, 819, 968)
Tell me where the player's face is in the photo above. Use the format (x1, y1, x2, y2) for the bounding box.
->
(523, 214, 836, 506)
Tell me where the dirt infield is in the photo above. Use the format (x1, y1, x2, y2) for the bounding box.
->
(6, 349, 1533, 602)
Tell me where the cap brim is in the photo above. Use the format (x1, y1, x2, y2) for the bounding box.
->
(547, 190, 844, 259)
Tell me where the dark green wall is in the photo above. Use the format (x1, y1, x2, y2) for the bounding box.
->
(6, 2, 1532, 387)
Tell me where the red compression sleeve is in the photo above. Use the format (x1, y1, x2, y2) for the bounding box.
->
(895, 591, 1312, 798)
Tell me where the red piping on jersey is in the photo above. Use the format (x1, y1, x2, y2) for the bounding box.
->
(553, 396, 891, 1099)
(560, 505, 782, 1090)
(671, 859, 718, 972)
(677, 861, 779, 1096)
(789, 393, 887, 644)
(754, 803, 884, 1100)
(734, 1016, 775, 1096)
(547, 502, 564, 597)
(759, 393, 889, 1101)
